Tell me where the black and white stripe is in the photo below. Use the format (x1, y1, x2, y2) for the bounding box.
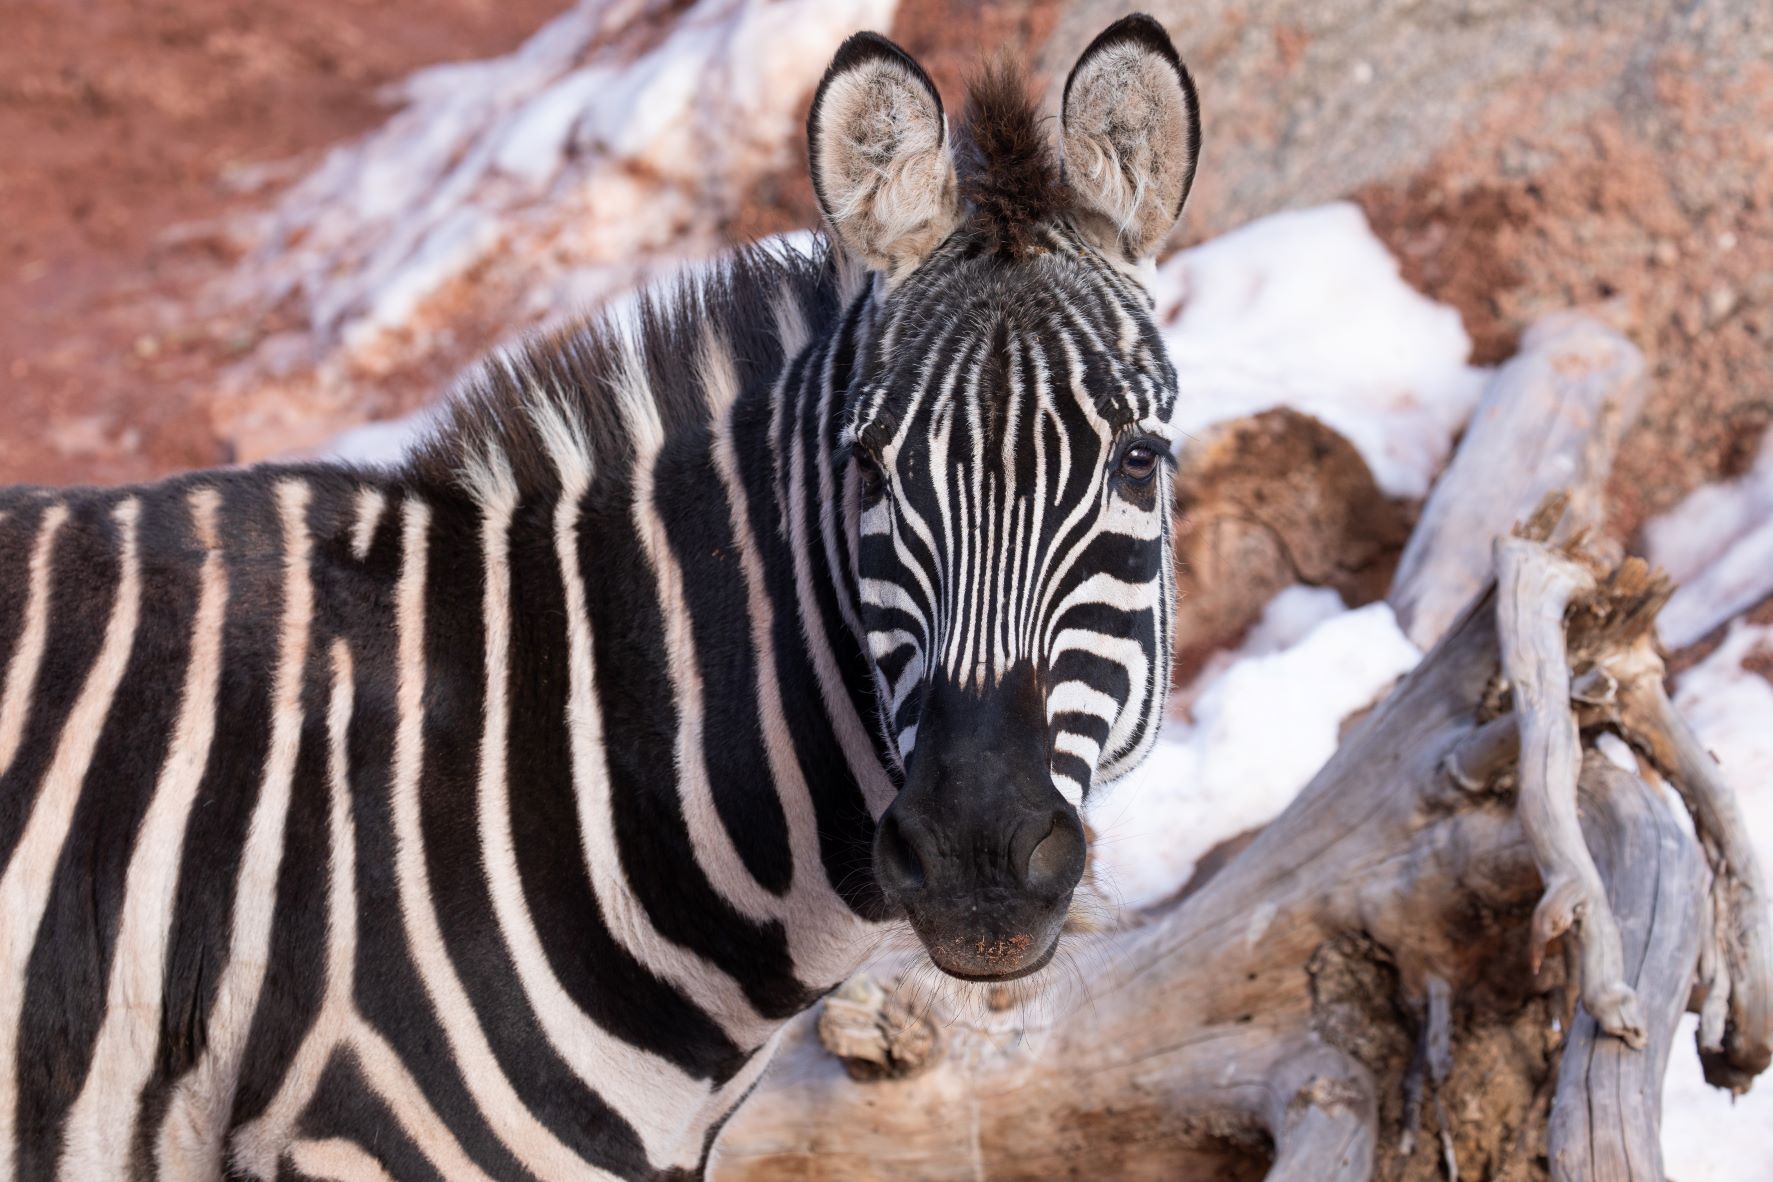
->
(0, 16, 1200, 1179)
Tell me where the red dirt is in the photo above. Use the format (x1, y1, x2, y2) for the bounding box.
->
(0, 0, 565, 488)
(1358, 48, 1773, 544)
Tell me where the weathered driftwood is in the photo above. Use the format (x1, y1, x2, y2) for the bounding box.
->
(1495, 535, 1642, 1048)
(1655, 517, 1773, 651)
(1547, 757, 1704, 1182)
(709, 307, 1764, 1177)
(711, 525, 1771, 1180)
(1614, 650, 1773, 1092)
(1390, 313, 1647, 650)
(1644, 428, 1773, 651)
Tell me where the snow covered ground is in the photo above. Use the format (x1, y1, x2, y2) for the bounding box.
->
(1087, 586, 1420, 909)
(1154, 201, 1490, 499)
(241, 0, 894, 355)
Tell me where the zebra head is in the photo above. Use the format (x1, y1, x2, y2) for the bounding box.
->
(809, 16, 1200, 980)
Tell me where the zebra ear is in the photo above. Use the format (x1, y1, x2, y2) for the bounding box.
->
(808, 32, 963, 282)
(1059, 14, 1201, 261)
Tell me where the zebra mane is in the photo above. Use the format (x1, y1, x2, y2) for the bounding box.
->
(407, 236, 847, 502)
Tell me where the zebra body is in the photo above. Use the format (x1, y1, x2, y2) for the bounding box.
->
(0, 16, 1200, 1180)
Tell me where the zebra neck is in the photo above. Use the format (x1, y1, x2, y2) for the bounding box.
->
(709, 285, 899, 925)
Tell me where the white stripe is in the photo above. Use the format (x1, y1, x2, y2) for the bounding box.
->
(1050, 773, 1085, 807)
(1054, 730, 1102, 767)
(0, 503, 68, 780)
(477, 450, 708, 1162)
(285, 1137, 396, 1182)
(1047, 681, 1119, 722)
(711, 388, 877, 991)
(0, 498, 142, 1181)
(349, 488, 386, 561)
(550, 441, 774, 1047)
(229, 639, 358, 1180)
(785, 376, 900, 816)
(344, 1025, 497, 1182)
(696, 325, 743, 415)
(1016, 339, 1053, 660)
(381, 497, 617, 1181)
(158, 480, 314, 1176)
(60, 490, 227, 1181)
(1050, 571, 1158, 620)
(1052, 630, 1151, 769)
(629, 427, 775, 922)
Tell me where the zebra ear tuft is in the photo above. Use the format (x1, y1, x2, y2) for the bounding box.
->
(1060, 14, 1201, 260)
(808, 32, 964, 282)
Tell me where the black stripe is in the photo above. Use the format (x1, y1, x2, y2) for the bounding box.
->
(336, 489, 536, 1182)
(798, 311, 898, 781)
(733, 355, 884, 922)
(659, 432, 793, 898)
(1049, 650, 1132, 707)
(15, 490, 187, 1181)
(227, 483, 345, 1132)
(0, 496, 48, 697)
(581, 475, 814, 1018)
(287, 1049, 445, 1182)
(506, 490, 742, 1080)
(0, 494, 118, 873)
(132, 477, 282, 1176)
(415, 495, 650, 1176)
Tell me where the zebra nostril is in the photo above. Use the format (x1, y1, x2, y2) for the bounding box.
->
(874, 812, 927, 899)
(1025, 813, 1084, 896)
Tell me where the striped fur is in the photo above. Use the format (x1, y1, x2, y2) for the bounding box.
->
(0, 18, 1197, 1180)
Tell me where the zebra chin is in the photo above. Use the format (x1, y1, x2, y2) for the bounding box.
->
(906, 905, 1068, 983)
(871, 666, 1089, 982)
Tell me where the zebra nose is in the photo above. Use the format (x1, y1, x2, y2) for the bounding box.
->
(873, 810, 927, 901)
(1023, 810, 1086, 899)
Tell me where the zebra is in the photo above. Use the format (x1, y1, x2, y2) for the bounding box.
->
(0, 13, 1199, 1181)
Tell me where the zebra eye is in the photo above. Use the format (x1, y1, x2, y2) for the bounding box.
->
(1118, 443, 1161, 485)
(856, 454, 887, 501)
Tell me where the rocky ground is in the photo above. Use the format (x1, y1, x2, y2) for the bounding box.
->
(0, 0, 565, 486)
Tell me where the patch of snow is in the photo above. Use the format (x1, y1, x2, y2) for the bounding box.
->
(1155, 202, 1490, 499)
(1088, 588, 1421, 910)
(1670, 620, 1773, 863)
(1660, 617, 1773, 1180)
(1663, 1015, 1773, 1182)
(492, 65, 613, 187)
